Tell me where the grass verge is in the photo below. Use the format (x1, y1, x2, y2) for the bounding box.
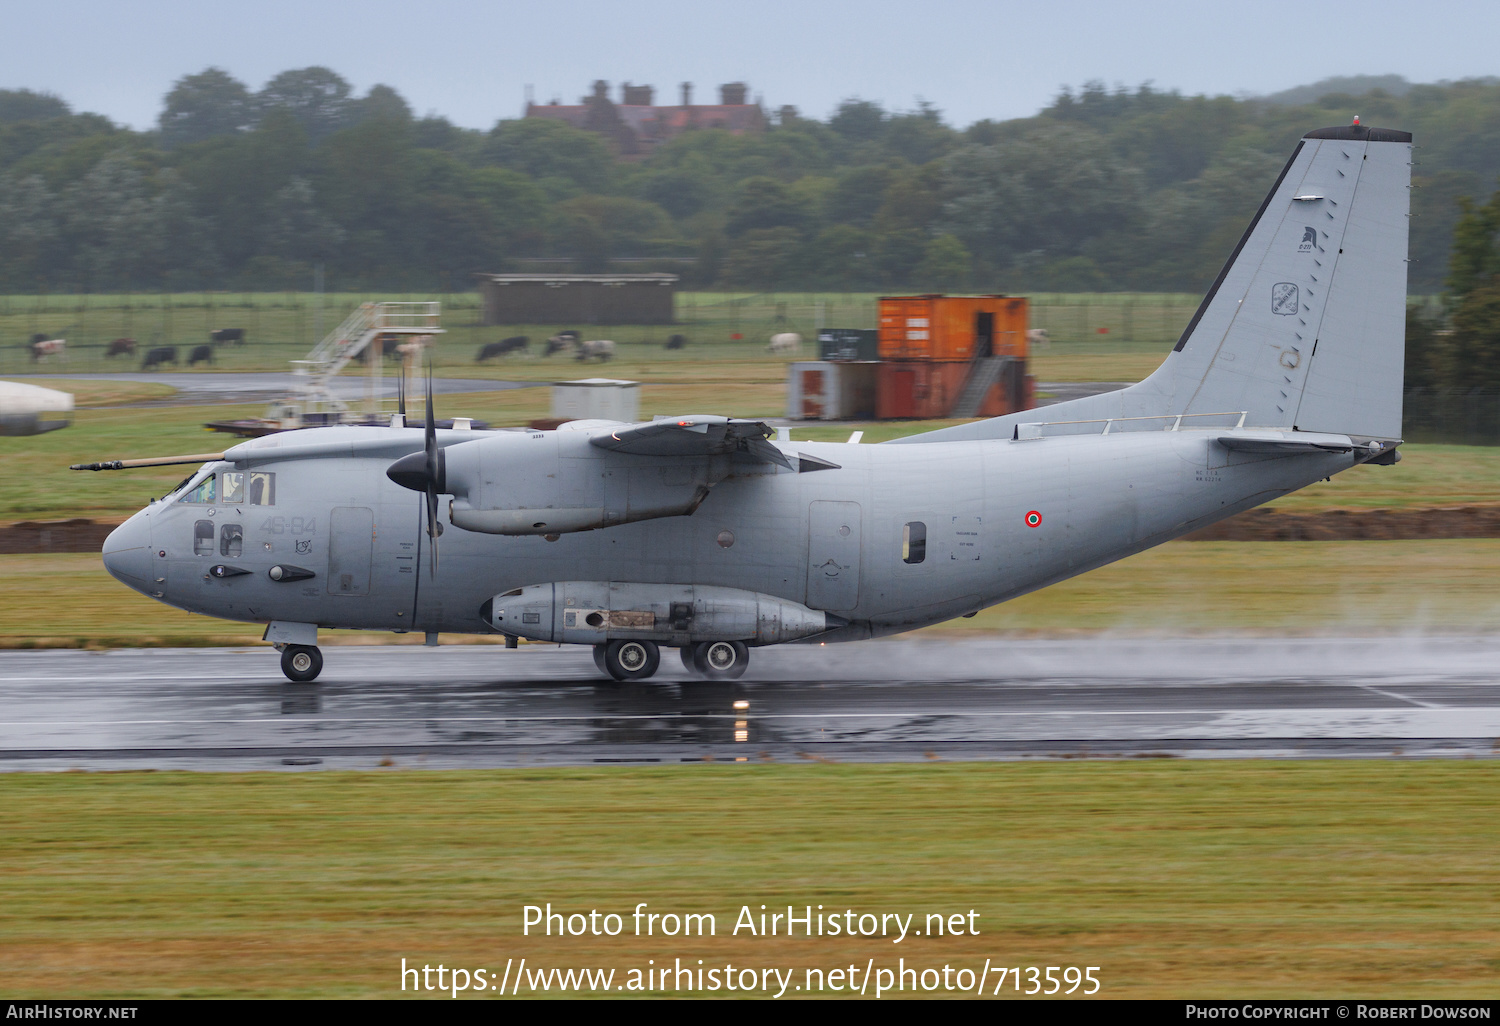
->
(0, 762, 1495, 998)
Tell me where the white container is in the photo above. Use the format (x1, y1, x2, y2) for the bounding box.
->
(551, 378, 640, 423)
(786, 361, 841, 420)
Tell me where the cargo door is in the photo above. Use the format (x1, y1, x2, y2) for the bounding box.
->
(806, 500, 861, 611)
(327, 506, 373, 596)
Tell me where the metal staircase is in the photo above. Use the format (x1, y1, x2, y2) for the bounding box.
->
(291, 302, 444, 417)
(951, 356, 1010, 418)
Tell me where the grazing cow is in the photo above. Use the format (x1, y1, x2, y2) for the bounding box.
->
(141, 346, 178, 370)
(665, 334, 687, 350)
(210, 328, 245, 346)
(105, 338, 136, 358)
(477, 336, 529, 362)
(189, 344, 214, 367)
(1026, 328, 1050, 347)
(544, 330, 579, 357)
(767, 332, 802, 354)
(30, 338, 65, 362)
(575, 339, 615, 362)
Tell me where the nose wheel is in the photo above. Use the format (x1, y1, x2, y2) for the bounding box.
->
(281, 644, 323, 683)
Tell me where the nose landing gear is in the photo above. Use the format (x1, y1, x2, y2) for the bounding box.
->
(280, 644, 323, 683)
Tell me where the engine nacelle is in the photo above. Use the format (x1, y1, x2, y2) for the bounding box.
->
(483, 582, 840, 646)
(443, 428, 717, 536)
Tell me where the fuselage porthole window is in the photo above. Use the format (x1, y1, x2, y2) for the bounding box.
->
(903, 521, 927, 564)
(220, 523, 243, 558)
(193, 520, 215, 556)
(183, 474, 216, 505)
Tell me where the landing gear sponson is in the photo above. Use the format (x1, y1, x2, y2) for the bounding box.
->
(485, 581, 840, 682)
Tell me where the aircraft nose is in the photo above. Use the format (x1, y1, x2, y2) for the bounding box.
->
(102, 515, 153, 589)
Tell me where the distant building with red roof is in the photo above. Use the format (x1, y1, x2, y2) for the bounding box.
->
(526, 81, 765, 159)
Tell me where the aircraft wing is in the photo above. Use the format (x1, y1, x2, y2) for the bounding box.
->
(587, 417, 839, 472)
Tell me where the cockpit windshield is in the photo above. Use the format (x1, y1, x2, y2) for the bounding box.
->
(170, 469, 275, 506)
(181, 473, 217, 504)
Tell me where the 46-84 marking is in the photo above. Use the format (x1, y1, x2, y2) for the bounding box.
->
(259, 517, 316, 535)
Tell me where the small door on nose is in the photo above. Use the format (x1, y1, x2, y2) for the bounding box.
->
(328, 506, 374, 597)
(806, 500, 861, 611)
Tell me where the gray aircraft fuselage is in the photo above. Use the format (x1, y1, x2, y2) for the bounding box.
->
(102, 424, 1356, 642)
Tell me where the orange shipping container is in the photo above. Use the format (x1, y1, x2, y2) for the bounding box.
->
(878, 295, 1028, 362)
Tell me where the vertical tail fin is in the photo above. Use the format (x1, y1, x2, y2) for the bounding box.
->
(1158, 124, 1412, 438)
(895, 125, 1412, 445)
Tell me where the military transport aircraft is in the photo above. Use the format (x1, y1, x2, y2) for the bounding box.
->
(80, 123, 1411, 682)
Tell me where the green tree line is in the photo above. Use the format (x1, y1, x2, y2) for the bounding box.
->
(0, 69, 1497, 294)
(1408, 184, 1500, 393)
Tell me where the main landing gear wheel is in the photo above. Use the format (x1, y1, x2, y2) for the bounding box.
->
(593, 644, 609, 676)
(281, 644, 323, 683)
(603, 639, 660, 681)
(693, 640, 749, 680)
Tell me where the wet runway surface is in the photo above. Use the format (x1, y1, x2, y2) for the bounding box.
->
(2, 637, 1499, 770)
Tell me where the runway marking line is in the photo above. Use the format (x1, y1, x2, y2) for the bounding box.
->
(1354, 685, 1446, 709)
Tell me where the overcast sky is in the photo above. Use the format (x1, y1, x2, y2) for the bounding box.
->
(4, 0, 1497, 130)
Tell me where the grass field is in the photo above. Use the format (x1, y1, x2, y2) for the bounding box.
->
(0, 289, 1199, 383)
(0, 761, 1495, 998)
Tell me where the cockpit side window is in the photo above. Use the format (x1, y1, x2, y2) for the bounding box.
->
(221, 472, 246, 504)
(182, 474, 216, 504)
(248, 472, 275, 505)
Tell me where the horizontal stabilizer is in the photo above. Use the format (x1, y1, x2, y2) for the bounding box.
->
(1215, 436, 1353, 454)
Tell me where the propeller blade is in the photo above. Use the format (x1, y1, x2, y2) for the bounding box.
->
(426, 490, 439, 575)
(425, 358, 436, 443)
(425, 355, 439, 576)
(387, 356, 446, 577)
(397, 365, 406, 419)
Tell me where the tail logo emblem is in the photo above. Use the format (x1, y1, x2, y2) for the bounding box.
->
(1298, 226, 1317, 253)
(1271, 283, 1299, 316)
